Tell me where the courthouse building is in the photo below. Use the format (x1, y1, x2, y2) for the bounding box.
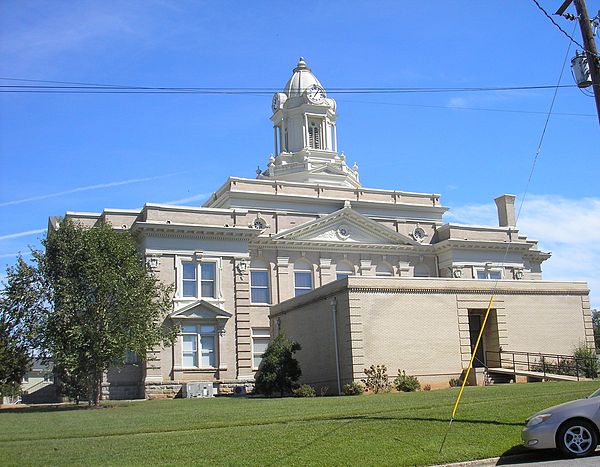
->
(54, 58, 593, 398)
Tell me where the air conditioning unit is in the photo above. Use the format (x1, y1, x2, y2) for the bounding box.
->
(182, 382, 215, 398)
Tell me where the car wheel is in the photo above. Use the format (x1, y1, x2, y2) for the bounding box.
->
(557, 419, 598, 458)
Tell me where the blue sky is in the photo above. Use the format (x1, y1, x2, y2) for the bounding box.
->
(1, 1, 598, 307)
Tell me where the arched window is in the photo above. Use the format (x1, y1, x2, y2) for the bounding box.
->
(294, 259, 313, 297)
(250, 259, 270, 304)
(308, 120, 321, 149)
(375, 262, 394, 277)
(336, 261, 354, 280)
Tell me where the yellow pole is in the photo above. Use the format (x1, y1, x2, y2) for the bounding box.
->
(451, 294, 495, 419)
(440, 294, 495, 454)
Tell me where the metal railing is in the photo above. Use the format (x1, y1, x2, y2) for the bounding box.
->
(484, 349, 599, 381)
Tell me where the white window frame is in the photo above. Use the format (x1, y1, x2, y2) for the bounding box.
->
(250, 263, 271, 304)
(181, 323, 218, 369)
(294, 261, 313, 297)
(176, 257, 221, 300)
(251, 328, 271, 370)
(473, 267, 503, 280)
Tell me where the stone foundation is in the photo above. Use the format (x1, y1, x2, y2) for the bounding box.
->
(140, 379, 256, 399)
(218, 379, 255, 396)
(101, 383, 144, 400)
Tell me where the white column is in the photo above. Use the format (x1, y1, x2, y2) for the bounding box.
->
(273, 127, 278, 155)
(332, 124, 337, 152)
(303, 114, 309, 148)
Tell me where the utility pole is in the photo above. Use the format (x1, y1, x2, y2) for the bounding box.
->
(558, 0, 600, 126)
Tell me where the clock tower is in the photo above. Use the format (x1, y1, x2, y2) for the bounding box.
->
(258, 58, 360, 188)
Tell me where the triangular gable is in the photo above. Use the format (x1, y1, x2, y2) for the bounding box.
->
(273, 206, 418, 246)
(170, 300, 232, 320)
(308, 165, 346, 176)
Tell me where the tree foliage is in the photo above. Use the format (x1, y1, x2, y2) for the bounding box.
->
(1, 219, 177, 405)
(254, 333, 301, 397)
(0, 258, 40, 397)
(592, 309, 600, 352)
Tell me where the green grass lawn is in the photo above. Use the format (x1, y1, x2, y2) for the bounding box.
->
(1, 381, 598, 466)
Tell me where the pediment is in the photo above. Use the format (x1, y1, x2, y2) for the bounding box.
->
(170, 300, 232, 320)
(309, 164, 346, 176)
(273, 206, 418, 246)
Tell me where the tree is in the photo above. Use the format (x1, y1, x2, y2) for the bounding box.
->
(0, 258, 38, 398)
(2, 219, 177, 405)
(592, 309, 600, 352)
(254, 333, 301, 397)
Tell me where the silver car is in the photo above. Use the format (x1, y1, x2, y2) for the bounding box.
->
(522, 387, 600, 458)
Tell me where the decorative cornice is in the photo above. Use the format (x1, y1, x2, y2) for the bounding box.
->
(348, 286, 588, 296)
(250, 238, 432, 254)
(132, 221, 260, 241)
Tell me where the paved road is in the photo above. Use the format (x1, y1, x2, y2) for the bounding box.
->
(440, 448, 600, 466)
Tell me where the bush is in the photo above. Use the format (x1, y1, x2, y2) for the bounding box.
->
(254, 333, 302, 397)
(394, 370, 421, 392)
(362, 365, 391, 393)
(574, 345, 599, 379)
(292, 384, 316, 397)
(342, 382, 364, 396)
(423, 384, 431, 391)
(449, 377, 468, 388)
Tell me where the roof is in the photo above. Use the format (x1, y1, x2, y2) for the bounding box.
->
(283, 57, 324, 98)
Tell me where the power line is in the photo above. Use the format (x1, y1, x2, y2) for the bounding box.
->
(0, 83, 580, 95)
(531, 0, 598, 57)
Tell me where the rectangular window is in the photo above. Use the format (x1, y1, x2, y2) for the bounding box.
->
(182, 262, 197, 297)
(201, 263, 216, 298)
(294, 271, 313, 297)
(252, 328, 270, 370)
(180, 260, 219, 299)
(251, 270, 270, 304)
(181, 324, 216, 368)
(476, 269, 502, 280)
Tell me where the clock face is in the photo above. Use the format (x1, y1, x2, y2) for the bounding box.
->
(306, 84, 326, 103)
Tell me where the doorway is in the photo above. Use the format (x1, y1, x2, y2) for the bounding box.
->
(467, 309, 500, 368)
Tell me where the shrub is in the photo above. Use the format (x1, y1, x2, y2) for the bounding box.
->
(319, 386, 329, 397)
(574, 345, 599, 379)
(394, 370, 421, 392)
(423, 384, 431, 391)
(292, 384, 316, 397)
(342, 382, 364, 396)
(254, 333, 302, 397)
(449, 377, 469, 388)
(362, 365, 391, 393)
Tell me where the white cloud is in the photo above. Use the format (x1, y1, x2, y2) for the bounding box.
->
(0, 228, 46, 241)
(446, 195, 600, 309)
(0, 172, 184, 207)
(448, 97, 468, 108)
(162, 193, 212, 205)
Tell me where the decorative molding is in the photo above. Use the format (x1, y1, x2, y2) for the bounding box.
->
(348, 286, 588, 296)
(145, 255, 160, 271)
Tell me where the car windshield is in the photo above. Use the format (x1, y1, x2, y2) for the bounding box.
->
(589, 387, 600, 398)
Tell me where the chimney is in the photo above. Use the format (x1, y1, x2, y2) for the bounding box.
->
(494, 194, 516, 227)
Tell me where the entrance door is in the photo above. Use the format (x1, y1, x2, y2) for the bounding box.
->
(468, 314, 486, 367)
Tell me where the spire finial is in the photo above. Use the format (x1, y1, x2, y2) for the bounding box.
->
(294, 57, 309, 72)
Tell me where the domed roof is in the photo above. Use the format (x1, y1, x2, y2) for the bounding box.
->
(283, 57, 324, 98)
